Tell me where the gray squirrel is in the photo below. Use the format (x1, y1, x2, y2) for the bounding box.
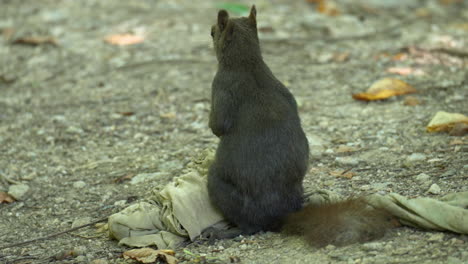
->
(206, 6, 393, 247)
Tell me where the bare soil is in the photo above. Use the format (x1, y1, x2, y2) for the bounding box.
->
(0, 0, 467, 263)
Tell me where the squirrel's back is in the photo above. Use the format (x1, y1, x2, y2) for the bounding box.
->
(207, 6, 395, 247)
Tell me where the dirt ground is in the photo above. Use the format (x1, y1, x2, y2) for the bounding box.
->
(1, 0, 467, 263)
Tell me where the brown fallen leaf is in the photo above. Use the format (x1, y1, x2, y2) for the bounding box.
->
(449, 138, 466, 145)
(352, 78, 417, 101)
(333, 52, 350, 62)
(427, 111, 468, 132)
(114, 173, 135, 183)
(329, 170, 355, 179)
(403, 96, 421, 106)
(104, 34, 144, 46)
(335, 145, 358, 153)
(0, 191, 15, 203)
(123, 248, 177, 264)
(449, 123, 468, 137)
(13, 36, 58, 46)
(2, 27, 14, 41)
(119, 111, 135, 116)
(307, 0, 340, 16)
(391, 53, 408, 61)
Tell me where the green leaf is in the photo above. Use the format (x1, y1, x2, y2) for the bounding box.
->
(215, 3, 250, 15)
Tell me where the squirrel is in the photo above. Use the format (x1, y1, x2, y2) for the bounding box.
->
(206, 5, 394, 247)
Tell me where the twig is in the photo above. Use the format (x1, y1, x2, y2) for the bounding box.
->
(0, 216, 108, 250)
(431, 47, 468, 58)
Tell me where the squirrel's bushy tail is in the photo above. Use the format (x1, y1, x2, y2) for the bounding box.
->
(283, 198, 397, 247)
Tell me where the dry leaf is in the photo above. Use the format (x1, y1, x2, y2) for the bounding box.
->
(415, 8, 430, 18)
(119, 111, 135, 116)
(114, 173, 135, 183)
(449, 123, 468, 137)
(439, 0, 462, 4)
(452, 23, 468, 31)
(2, 27, 14, 40)
(0, 191, 15, 203)
(329, 170, 355, 179)
(54, 250, 78, 261)
(341, 171, 356, 179)
(104, 34, 144, 46)
(336, 145, 357, 153)
(95, 222, 108, 233)
(333, 52, 350, 62)
(403, 96, 421, 106)
(308, 0, 339, 16)
(123, 248, 177, 264)
(427, 111, 468, 132)
(391, 53, 408, 61)
(386, 67, 425, 76)
(352, 78, 417, 101)
(160, 112, 176, 119)
(13, 36, 58, 46)
(449, 138, 465, 145)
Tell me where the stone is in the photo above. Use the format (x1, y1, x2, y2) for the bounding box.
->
(8, 184, 30, 200)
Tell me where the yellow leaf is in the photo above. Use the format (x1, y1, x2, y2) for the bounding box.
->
(427, 111, 468, 132)
(352, 78, 417, 101)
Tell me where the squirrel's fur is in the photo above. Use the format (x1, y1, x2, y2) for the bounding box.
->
(206, 5, 394, 247)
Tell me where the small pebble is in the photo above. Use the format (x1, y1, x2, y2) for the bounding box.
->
(335, 156, 359, 165)
(73, 180, 86, 189)
(114, 200, 127, 207)
(72, 217, 92, 228)
(428, 183, 441, 194)
(416, 173, 430, 182)
(407, 153, 426, 162)
(428, 233, 444, 242)
(91, 259, 108, 264)
(8, 184, 30, 200)
(362, 241, 384, 251)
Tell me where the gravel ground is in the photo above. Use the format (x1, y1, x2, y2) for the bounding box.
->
(0, 0, 467, 263)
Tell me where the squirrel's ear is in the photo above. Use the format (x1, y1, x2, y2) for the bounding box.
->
(218, 10, 229, 31)
(248, 5, 257, 25)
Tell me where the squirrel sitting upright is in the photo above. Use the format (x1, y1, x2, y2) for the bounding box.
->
(206, 5, 393, 247)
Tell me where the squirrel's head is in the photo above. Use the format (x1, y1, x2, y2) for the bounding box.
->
(211, 5, 261, 66)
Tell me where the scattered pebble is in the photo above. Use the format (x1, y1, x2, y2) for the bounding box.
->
(8, 184, 30, 200)
(66, 126, 84, 134)
(114, 200, 127, 207)
(440, 169, 456, 178)
(239, 244, 248, 250)
(72, 217, 92, 228)
(416, 173, 430, 182)
(428, 233, 444, 242)
(335, 156, 360, 165)
(307, 134, 326, 157)
(407, 153, 427, 162)
(130, 172, 168, 185)
(55, 197, 66, 203)
(73, 180, 86, 189)
(362, 241, 384, 251)
(73, 246, 87, 255)
(428, 183, 441, 194)
(90, 259, 108, 264)
(75, 255, 86, 262)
